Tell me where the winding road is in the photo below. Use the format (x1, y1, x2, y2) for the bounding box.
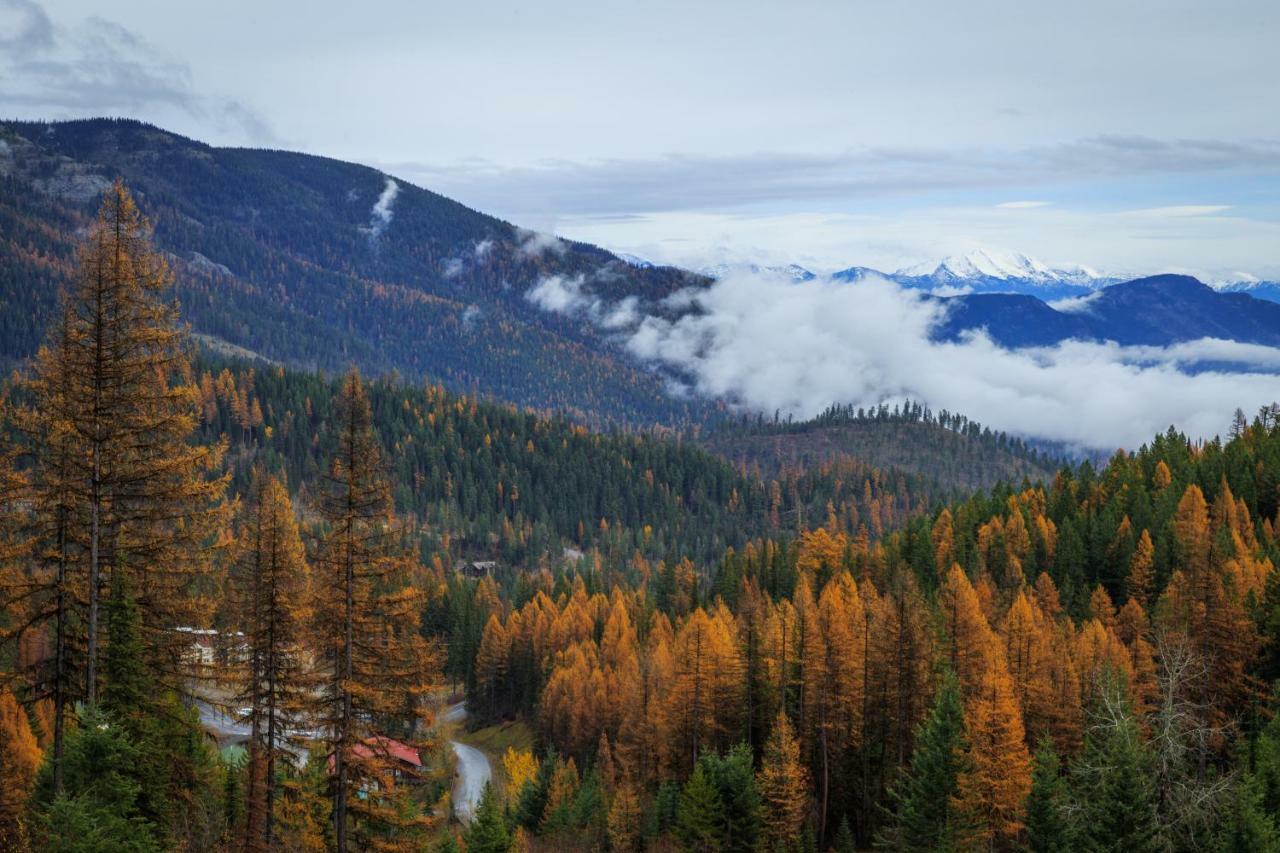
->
(444, 701, 492, 823)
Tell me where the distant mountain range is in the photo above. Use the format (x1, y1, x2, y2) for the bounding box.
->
(690, 248, 1280, 304)
(933, 274, 1280, 350)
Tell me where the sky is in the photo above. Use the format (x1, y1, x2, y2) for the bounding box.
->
(3, 0, 1279, 278)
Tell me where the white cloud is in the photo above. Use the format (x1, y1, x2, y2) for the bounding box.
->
(1048, 291, 1103, 313)
(516, 227, 566, 258)
(1118, 204, 1232, 217)
(525, 274, 590, 314)
(369, 177, 399, 237)
(553, 204, 1280, 282)
(461, 304, 482, 330)
(617, 272, 1280, 450)
(997, 200, 1051, 209)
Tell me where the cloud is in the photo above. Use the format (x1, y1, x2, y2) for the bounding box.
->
(525, 275, 591, 315)
(516, 227, 565, 258)
(1116, 205, 1232, 217)
(397, 137, 1280, 219)
(0, 0, 53, 57)
(442, 257, 464, 278)
(528, 268, 1280, 450)
(1048, 291, 1103, 313)
(553, 203, 1280, 284)
(473, 239, 494, 259)
(997, 200, 1051, 209)
(461, 304, 482, 330)
(0, 1, 272, 143)
(369, 177, 399, 237)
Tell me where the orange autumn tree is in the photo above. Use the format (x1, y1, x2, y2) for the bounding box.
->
(311, 371, 441, 851)
(659, 606, 744, 776)
(0, 688, 41, 848)
(812, 571, 866, 833)
(938, 565, 997, 695)
(7, 182, 227, 793)
(953, 655, 1032, 849)
(228, 471, 315, 852)
(1128, 529, 1156, 606)
(758, 711, 811, 849)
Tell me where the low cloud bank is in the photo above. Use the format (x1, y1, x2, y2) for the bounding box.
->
(529, 268, 1280, 450)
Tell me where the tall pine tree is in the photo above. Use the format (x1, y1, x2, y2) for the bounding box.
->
(312, 370, 440, 850)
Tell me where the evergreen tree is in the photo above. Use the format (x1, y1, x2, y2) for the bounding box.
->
(1025, 738, 1071, 853)
(879, 673, 969, 852)
(704, 743, 762, 851)
(32, 704, 163, 852)
(464, 783, 511, 853)
(1214, 775, 1280, 853)
(512, 747, 557, 831)
(1070, 679, 1158, 853)
(433, 832, 463, 853)
(676, 762, 724, 852)
(832, 816, 856, 853)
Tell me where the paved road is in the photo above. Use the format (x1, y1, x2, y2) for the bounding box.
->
(195, 699, 251, 742)
(445, 702, 492, 823)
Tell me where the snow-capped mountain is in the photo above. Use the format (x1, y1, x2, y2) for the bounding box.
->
(888, 249, 1118, 299)
(698, 262, 816, 282)
(695, 249, 1280, 305)
(1209, 275, 1280, 304)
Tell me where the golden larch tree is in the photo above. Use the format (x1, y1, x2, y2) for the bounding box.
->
(7, 182, 226, 790)
(953, 658, 1032, 849)
(311, 370, 441, 851)
(758, 711, 811, 849)
(229, 471, 315, 851)
(0, 688, 41, 849)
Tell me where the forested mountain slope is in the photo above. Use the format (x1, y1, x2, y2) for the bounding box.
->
(457, 405, 1280, 850)
(702, 402, 1062, 494)
(193, 359, 945, 569)
(0, 118, 710, 427)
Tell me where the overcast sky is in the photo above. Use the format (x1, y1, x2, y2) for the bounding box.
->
(4, 0, 1278, 276)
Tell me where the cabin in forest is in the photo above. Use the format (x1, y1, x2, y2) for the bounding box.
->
(327, 736, 424, 788)
(454, 560, 497, 579)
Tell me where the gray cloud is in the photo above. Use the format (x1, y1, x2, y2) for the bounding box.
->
(0, 0, 272, 142)
(396, 137, 1280, 219)
(0, 0, 53, 57)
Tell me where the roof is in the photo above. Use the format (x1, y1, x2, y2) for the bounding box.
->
(326, 736, 422, 773)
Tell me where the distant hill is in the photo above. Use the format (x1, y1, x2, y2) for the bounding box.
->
(0, 117, 711, 428)
(701, 402, 1064, 496)
(934, 274, 1280, 349)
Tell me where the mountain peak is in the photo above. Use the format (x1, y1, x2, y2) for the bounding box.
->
(900, 248, 1061, 282)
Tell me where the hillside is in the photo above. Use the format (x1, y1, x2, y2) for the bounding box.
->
(0, 118, 711, 428)
(701, 402, 1062, 494)
(193, 359, 943, 567)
